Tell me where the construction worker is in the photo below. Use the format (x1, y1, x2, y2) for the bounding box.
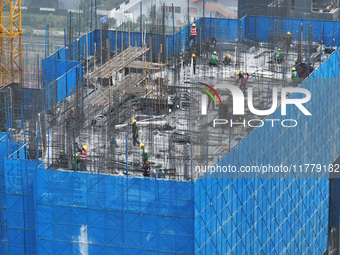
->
(274, 48, 283, 64)
(71, 153, 80, 171)
(132, 119, 140, 146)
(237, 71, 249, 93)
(140, 143, 149, 165)
(285, 32, 293, 52)
(209, 51, 218, 67)
(186, 23, 197, 46)
(77, 144, 88, 171)
(291, 67, 298, 85)
(293, 58, 298, 68)
(223, 54, 232, 65)
(143, 160, 151, 177)
(58, 150, 68, 169)
(192, 54, 197, 75)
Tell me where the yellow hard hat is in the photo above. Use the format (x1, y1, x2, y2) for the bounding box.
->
(287, 31, 290, 35)
(73, 153, 78, 157)
(278, 48, 281, 51)
(294, 58, 297, 62)
(83, 145, 87, 150)
(60, 150, 64, 153)
(213, 51, 217, 55)
(72, 107, 75, 112)
(192, 23, 196, 27)
(292, 67, 296, 71)
(140, 143, 144, 147)
(227, 54, 231, 59)
(192, 54, 196, 57)
(243, 70, 246, 74)
(132, 119, 137, 123)
(236, 72, 239, 76)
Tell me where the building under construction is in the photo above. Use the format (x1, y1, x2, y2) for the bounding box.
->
(0, 2, 340, 254)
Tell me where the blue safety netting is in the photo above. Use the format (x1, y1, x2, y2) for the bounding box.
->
(4, 159, 37, 255)
(193, 37, 340, 255)
(44, 63, 82, 113)
(330, 178, 340, 227)
(194, 178, 329, 254)
(3, 15, 340, 254)
(34, 171, 194, 254)
(0, 132, 37, 255)
(42, 60, 80, 87)
(246, 16, 340, 47)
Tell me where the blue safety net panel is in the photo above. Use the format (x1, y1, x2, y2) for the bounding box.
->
(195, 177, 329, 254)
(0, 138, 8, 255)
(246, 16, 340, 47)
(330, 177, 340, 227)
(44, 63, 82, 113)
(34, 171, 194, 254)
(193, 39, 340, 255)
(4, 159, 37, 255)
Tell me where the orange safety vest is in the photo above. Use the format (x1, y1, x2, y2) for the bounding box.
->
(80, 149, 87, 162)
(191, 27, 197, 36)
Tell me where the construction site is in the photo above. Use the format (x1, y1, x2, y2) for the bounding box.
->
(19, 18, 329, 179)
(0, 0, 340, 254)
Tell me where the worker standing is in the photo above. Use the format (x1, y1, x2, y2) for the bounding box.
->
(223, 54, 232, 65)
(209, 51, 218, 67)
(186, 23, 197, 46)
(140, 143, 149, 166)
(132, 119, 140, 146)
(285, 32, 293, 52)
(293, 58, 298, 68)
(291, 67, 298, 85)
(192, 54, 197, 75)
(71, 153, 80, 171)
(274, 48, 283, 64)
(77, 144, 87, 171)
(237, 71, 249, 93)
(143, 160, 151, 177)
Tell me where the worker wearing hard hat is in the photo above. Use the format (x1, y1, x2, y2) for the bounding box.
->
(209, 51, 218, 67)
(140, 143, 149, 166)
(76, 144, 88, 171)
(223, 54, 232, 65)
(143, 160, 151, 177)
(274, 48, 283, 64)
(285, 31, 293, 52)
(132, 119, 140, 146)
(71, 153, 80, 171)
(291, 67, 298, 84)
(186, 23, 197, 46)
(238, 70, 249, 92)
(192, 53, 197, 75)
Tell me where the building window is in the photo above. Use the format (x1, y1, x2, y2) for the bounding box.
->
(188, 7, 197, 14)
(163, 6, 181, 13)
(312, 0, 338, 13)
